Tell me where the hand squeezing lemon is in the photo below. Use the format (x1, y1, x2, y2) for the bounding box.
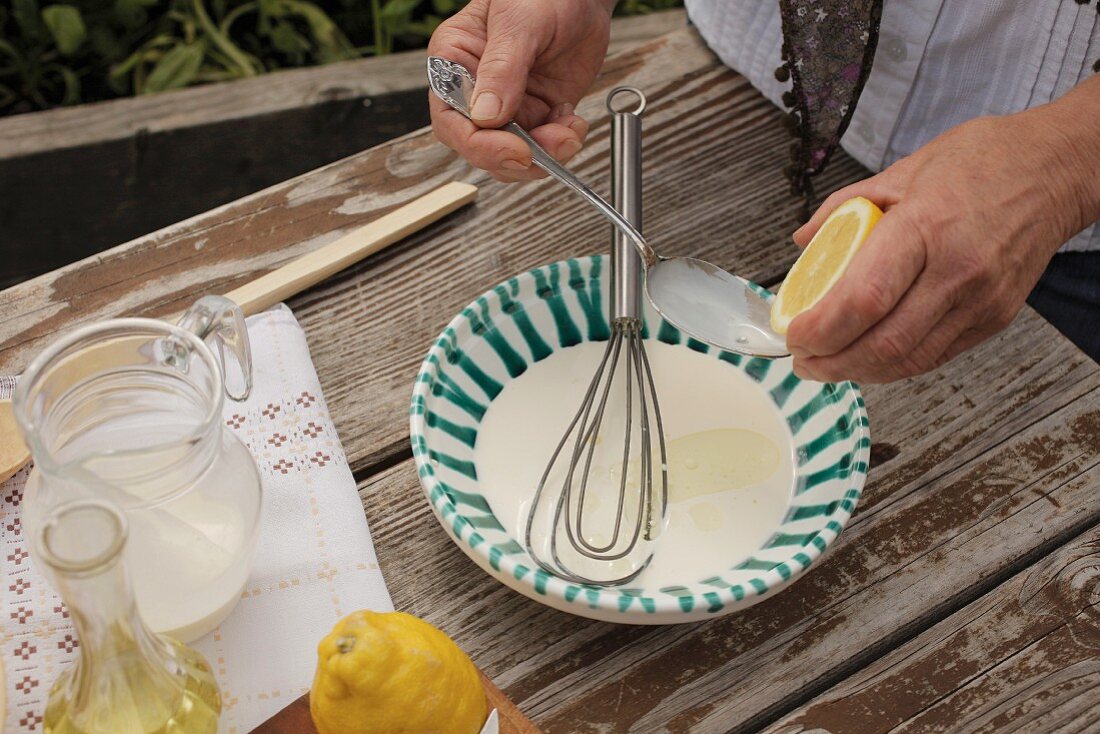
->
(771, 196, 884, 334)
(311, 610, 487, 734)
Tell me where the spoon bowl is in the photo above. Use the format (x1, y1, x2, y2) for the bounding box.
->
(646, 258, 788, 357)
(427, 56, 788, 358)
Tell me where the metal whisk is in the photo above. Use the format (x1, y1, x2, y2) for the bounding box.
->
(525, 88, 668, 586)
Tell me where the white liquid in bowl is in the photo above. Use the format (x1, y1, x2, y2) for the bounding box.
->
(474, 340, 795, 588)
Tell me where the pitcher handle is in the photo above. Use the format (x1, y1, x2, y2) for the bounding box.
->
(176, 296, 254, 402)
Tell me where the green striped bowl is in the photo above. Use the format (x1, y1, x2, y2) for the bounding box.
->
(410, 255, 869, 623)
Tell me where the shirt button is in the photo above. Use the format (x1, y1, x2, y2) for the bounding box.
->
(884, 36, 907, 62)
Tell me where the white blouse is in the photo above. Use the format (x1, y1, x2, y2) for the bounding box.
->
(684, 0, 1100, 251)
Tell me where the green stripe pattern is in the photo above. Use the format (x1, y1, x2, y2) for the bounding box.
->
(410, 255, 870, 620)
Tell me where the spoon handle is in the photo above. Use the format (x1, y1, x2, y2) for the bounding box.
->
(503, 122, 658, 267)
(426, 55, 657, 267)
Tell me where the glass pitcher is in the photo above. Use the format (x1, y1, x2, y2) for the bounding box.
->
(14, 296, 263, 643)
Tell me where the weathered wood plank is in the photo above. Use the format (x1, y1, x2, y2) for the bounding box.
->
(0, 89, 431, 291)
(0, 12, 689, 291)
(0, 10, 687, 159)
(0, 28, 869, 473)
(355, 311, 1100, 732)
(3, 19, 1099, 734)
(763, 523, 1100, 734)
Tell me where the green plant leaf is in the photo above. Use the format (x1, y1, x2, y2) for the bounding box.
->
(113, 0, 158, 29)
(270, 20, 309, 55)
(220, 1, 258, 34)
(280, 0, 356, 61)
(42, 4, 86, 55)
(379, 0, 420, 20)
(88, 24, 125, 61)
(44, 61, 80, 103)
(191, 0, 259, 77)
(404, 15, 443, 37)
(12, 0, 43, 42)
(0, 39, 24, 65)
(143, 40, 205, 93)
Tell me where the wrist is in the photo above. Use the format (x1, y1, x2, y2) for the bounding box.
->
(1030, 78, 1100, 235)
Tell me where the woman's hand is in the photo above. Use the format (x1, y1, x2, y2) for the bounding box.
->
(427, 0, 614, 182)
(786, 85, 1100, 384)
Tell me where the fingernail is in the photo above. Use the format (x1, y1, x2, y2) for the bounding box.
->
(471, 91, 502, 121)
(500, 159, 530, 172)
(558, 139, 582, 159)
(554, 102, 574, 117)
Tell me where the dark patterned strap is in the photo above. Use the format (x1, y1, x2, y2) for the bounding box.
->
(775, 1, 883, 206)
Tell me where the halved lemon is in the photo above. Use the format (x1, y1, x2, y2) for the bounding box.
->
(771, 196, 883, 335)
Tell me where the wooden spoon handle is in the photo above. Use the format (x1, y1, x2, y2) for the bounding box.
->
(225, 181, 478, 316)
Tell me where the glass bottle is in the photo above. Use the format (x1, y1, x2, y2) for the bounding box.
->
(37, 498, 221, 733)
(15, 296, 263, 642)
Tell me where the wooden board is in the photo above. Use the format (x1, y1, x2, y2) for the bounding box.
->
(0, 28, 868, 476)
(0, 11, 688, 291)
(0, 10, 687, 160)
(763, 520, 1100, 733)
(3, 24, 1099, 734)
(253, 669, 541, 733)
(357, 329, 1100, 732)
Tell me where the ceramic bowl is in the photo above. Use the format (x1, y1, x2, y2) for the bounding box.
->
(410, 255, 869, 623)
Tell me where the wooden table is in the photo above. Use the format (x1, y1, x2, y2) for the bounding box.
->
(4, 29, 1099, 733)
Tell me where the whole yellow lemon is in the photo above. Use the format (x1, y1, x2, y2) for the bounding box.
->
(310, 610, 487, 734)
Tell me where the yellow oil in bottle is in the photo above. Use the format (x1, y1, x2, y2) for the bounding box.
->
(43, 635, 221, 734)
(36, 500, 222, 734)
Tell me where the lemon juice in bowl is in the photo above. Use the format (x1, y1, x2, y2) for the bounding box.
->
(14, 297, 262, 643)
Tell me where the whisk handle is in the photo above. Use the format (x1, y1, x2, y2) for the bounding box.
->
(610, 87, 646, 322)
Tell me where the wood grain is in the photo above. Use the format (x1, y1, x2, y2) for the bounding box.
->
(356, 311, 1100, 733)
(4, 24, 1099, 734)
(0, 12, 686, 291)
(0, 29, 868, 475)
(224, 182, 478, 316)
(0, 11, 686, 159)
(763, 522, 1100, 733)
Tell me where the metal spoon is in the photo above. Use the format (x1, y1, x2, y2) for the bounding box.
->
(427, 56, 788, 358)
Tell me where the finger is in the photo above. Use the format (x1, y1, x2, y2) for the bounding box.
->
(528, 101, 589, 163)
(426, 20, 484, 73)
(490, 170, 532, 183)
(546, 102, 589, 140)
(792, 172, 902, 247)
(430, 95, 541, 176)
(792, 356, 824, 383)
(470, 24, 539, 126)
(529, 120, 586, 163)
(801, 308, 972, 384)
(939, 303, 1021, 365)
(786, 210, 927, 358)
(794, 267, 958, 370)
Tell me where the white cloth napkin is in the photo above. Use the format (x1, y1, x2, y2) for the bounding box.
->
(1, 305, 394, 733)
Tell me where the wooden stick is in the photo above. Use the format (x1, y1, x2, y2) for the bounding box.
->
(225, 181, 478, 316)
